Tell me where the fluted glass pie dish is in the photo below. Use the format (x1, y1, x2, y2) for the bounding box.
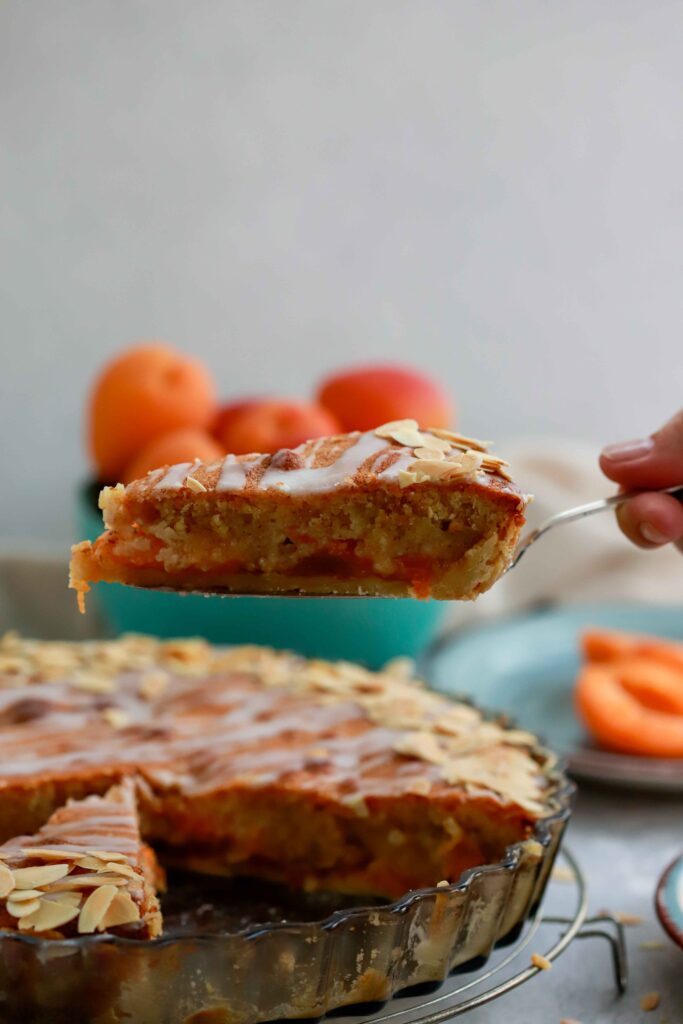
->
(0, 771, 571, 1024)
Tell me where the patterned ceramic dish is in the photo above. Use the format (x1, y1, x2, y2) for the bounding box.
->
(0, 771, 572, 1024)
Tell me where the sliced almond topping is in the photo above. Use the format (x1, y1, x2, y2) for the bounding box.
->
(75, 856, 110, 871)
(459, 449, 484, 475)
(101, 862, 137, 879)
(48, 873, 127, 892)
(78, 884, 119, 934)
(101, 707, 130, 729)
(41, 891, 82, 909)
(398, 469, 419, 488)
(0, 862, 15, 898)
(12, 863, 71, 889)
(84, 849, 128, 863)
(394, 730, 446, 764)
(19, 898, 80, 932)
(413, 447, 445, 461)
(185, 475, 207, 494)
(375, 419, 419, 439)
(405, 777, 431, 796)
(138, 670, 169, 700)
(100, 890, 141, 929)
(70, 670, 116, 694)
(6, 897, 41, 918)
(6, 888, 42, 902)
(427, 428, 492, 452)
(391, 427, 428, 448)
(20, 847, 82, 862)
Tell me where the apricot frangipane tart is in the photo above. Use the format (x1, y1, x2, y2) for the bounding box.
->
(0, 779, 162, 939)
(69, 421, 529, 605)
(0, 633, 557, 908)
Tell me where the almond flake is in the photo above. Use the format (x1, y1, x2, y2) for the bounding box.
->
(101, 707, 130, 729)
(101, 862, 137, 879)
(138, 670, 169, 700)
(398, 469, 420, 488)
(6, 888, 42, 902)
(614, 911, 642, 926)
(375, 420, 419, 439)
(6, 897, 41, 918)
(75, 856, 109, 871)
(459, 450, 484, 475)
(84, 850, 128, 863)
(12, 863, 71, 889)
(390, 427, 427, 448)
(0, 862, 15, 898)
(394, 731, 446, 764)
(47, 873, 127, 892)
(531, 952, 552, 970)
(20, 848, 82, 862)
(19, 898, 80, 932)
(185, 475, 207, 493)
(427, 428, 491, 452)
(640, 991, 660, 1012)
(100, 890, 141, 929)
(404, 777, 431, 796)
(78, 884, 119, 934)
(42, 891, 82, 909)
(70, 672, 115, 694)
(413, 447, 445, 461)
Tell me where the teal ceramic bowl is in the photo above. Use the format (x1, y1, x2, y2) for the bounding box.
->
(76, 484, 447, 668)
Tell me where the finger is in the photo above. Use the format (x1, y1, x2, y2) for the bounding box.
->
(615, 491, 683, 550)
(600, 408, 683, 489)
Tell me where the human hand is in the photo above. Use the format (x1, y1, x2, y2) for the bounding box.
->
(600, 410, 683, 552)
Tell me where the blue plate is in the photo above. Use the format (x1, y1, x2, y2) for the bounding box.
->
(427, 603, 683, 791)
(657, 853, 683, 950)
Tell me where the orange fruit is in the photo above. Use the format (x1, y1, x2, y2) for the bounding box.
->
(89, 343, 217, 480)
(121, 428, 224, 484)
(317, 364, 453, 432)
(219, 400, 341, 455)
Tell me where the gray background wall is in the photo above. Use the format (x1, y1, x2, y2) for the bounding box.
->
(2, 0, 682, 545)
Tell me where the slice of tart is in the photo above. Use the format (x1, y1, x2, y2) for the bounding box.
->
(69, 421, 529, 606)
(0, 634, 558, 901)
(0, 779, 162, 938)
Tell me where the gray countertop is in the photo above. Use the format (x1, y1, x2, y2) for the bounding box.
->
(468, 783, 682, 1024)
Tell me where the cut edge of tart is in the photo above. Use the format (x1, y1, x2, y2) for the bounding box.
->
(69, 421, 530, 607)
(0, 778, 162, 939)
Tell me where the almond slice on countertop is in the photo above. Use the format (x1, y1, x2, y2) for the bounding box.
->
(78, 884, 119, 934)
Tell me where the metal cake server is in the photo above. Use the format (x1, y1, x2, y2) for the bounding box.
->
(507, 485, 683, 572)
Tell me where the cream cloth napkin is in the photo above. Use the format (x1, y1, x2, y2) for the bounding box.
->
(452, 437, 682, 628)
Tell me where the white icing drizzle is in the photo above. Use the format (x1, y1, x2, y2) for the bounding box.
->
(257, 432, 392, 495)
(155, 462, 193, 491)
(217, 454, 247, 491)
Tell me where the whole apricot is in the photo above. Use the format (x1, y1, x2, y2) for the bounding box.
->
(121, 428, 224, 484)
(89, 343, 217, 480)
(317, 364, 453, 432)
(220, 400, 341, 455)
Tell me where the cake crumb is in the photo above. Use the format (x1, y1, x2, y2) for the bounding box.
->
(559, 1018, 583, 1024)
(639, 940, 664, 951)
(551, 864, 575, 884)
(640, 991, 660, 1012)
(531, 953, 552, 971)
(614, 911, 642, 926)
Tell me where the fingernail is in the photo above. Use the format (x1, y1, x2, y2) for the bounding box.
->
(601, 437, 654, 462)
(640, 523, 670, 545)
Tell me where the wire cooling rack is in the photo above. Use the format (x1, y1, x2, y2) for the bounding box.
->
(338, 848, 627, 1024)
